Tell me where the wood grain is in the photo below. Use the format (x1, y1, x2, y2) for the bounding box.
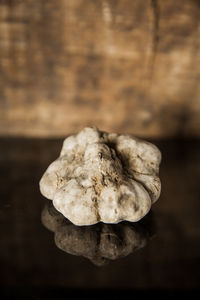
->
(0, 0, 200, 137)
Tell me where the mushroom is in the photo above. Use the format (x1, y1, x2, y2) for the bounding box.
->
(40, 127, 161, 225)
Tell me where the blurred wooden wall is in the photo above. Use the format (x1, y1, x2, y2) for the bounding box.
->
(0, 0, 200, 138)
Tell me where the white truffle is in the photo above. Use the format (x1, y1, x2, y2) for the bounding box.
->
(40, 127, 161, 225)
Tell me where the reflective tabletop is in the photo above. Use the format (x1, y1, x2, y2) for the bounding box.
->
(0, 138, 200, 298)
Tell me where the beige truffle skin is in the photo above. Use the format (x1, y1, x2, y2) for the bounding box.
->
(40, 127, 161, 225)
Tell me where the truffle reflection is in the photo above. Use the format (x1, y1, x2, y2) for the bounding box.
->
(41, 202, 156, 266)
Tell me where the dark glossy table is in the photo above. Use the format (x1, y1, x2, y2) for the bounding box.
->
(0, 138, 200, 299)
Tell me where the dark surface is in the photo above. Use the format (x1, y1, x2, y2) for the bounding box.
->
(0, 138, 200, 298)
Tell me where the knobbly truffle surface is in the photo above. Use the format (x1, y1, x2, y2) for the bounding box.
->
(40, 127, 161, 225)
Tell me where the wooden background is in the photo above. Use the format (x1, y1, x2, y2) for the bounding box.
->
(0, 0, 200, 138)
